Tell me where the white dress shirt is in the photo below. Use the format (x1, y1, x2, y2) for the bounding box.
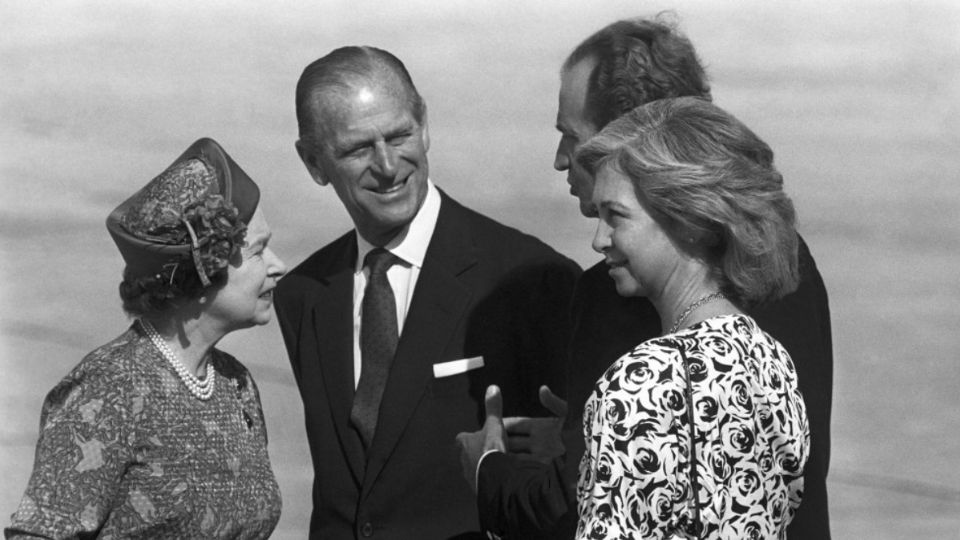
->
(352, 180, 441, 387)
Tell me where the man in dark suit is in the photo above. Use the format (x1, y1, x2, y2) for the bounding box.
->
(463, 17, 833, 539)
(274, 46, 580, 539)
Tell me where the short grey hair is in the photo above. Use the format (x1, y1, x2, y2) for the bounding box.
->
(295, 45, 425, 147)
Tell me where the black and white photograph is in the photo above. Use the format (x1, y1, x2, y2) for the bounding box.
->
(2, 1, 958, 538)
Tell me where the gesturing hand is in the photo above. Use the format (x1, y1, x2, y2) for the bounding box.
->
(502, 385, 568, 464)
(455, 385, 507, 493)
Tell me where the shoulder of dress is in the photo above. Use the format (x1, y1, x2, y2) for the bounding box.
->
(715, 314, 789, 352)
(598, 338, 687, 387)
(212, 348, 259, 393)
(627, 336, 684, 359)
(39, 329, 148, 423)
(67, 328, 144, 382)
(212, 348, 249, 377)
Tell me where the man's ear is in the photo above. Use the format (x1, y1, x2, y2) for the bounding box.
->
(295, 139, 328, 186)
(419, 105, 430, 152)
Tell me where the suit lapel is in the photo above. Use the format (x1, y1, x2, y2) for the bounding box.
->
(310, 236, 366, 484)
(361, 193, 478, 495)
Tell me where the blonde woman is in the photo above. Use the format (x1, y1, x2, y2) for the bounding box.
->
(576, 98, 809, 539)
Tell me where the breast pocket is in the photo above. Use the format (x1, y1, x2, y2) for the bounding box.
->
(428, 356, 485, 399)
(428, 370, 474, 400)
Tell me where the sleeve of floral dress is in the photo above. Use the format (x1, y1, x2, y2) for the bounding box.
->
(5, 363, 133, 539)
(764, 343, 812, 521)
(577, 349, 683, 539)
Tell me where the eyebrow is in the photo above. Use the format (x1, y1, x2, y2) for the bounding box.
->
(335, 124, 414, 154)
(246, 232, 271, 250)
(384, 123, 414, 138)
(334, 138, 370, 154)
(596, 200, 628, 212)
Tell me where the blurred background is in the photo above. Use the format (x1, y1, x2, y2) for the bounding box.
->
(2, 0, 958, 537)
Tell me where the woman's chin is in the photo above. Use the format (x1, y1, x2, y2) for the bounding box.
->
(612, 278, 643, 298)
(251, 311, 273, 327)
(607, 267, 640, 297)
(226, 312, 272, 331)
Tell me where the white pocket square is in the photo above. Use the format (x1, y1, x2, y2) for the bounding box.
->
(433, 356, 484, 378)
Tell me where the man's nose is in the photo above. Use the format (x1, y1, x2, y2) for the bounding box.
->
(553, 139, 570, 172)
(373, 142, 399, 177)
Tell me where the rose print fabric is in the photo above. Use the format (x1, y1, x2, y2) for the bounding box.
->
(577, 315, 808, 539)
(5, 325, 281, 539)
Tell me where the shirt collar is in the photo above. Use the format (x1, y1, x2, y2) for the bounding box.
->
(355, 179, 440, 272)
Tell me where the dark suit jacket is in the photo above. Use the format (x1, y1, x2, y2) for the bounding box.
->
(478, 236, 833, 540)
(275, 190, 580, 540)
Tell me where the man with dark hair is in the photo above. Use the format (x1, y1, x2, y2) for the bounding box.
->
(275, 46, 580, 539)
(460, 17, 832, 539)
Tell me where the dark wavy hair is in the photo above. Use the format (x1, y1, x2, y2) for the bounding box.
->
(576, 97, 798, 306)
(564, 14, 712, 130)
(119, 191, 247, 317)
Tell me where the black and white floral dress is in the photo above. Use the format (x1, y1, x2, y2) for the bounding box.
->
(577, 314, 809, 539)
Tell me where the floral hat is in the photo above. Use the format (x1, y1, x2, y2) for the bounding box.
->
(106, 138, 260, 287)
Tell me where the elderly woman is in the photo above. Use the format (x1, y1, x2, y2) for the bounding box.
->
(5, 138, 286, 539)
(574, 97, 809, 539)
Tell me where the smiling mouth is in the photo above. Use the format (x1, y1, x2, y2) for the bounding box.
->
(369, 177, 408, 194)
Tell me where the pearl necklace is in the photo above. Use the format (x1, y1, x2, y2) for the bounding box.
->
(140, 319, 215, 401)
(667, 292, 727, 335)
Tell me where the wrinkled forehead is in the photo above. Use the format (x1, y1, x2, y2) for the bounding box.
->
(243, 207, 271, 247)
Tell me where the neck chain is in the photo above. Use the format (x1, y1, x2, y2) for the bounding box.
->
(667, 291, 726, 335)
(140, 319, 215, 401)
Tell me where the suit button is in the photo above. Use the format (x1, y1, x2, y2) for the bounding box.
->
(361, 522, 374, 537)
